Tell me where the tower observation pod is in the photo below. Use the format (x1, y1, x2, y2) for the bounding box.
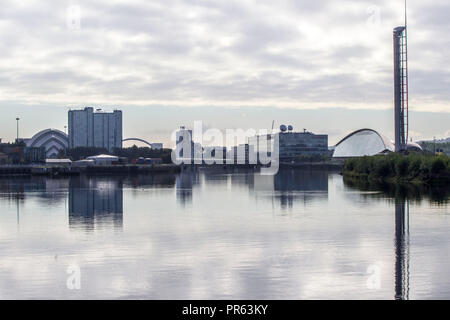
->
(393, 24, 409, 152)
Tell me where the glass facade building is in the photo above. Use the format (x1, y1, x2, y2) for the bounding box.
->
(248, 131, 328, 162)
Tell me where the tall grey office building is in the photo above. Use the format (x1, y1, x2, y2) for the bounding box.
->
(68, 107, 123, 152)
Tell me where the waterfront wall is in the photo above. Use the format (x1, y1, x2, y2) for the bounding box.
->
(0, 164, 180, 177)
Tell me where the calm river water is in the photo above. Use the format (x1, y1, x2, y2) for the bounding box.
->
(0, 168, 448, 299)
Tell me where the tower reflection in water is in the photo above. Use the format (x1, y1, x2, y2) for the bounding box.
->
(69, 176, 123, 231)
(395, 199, 410, 300)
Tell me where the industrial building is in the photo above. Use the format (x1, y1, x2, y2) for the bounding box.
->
(68, 107, 122, 152)
(0, 139, 47, 164)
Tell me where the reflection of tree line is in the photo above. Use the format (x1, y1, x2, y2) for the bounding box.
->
(343, 176, 449, 204)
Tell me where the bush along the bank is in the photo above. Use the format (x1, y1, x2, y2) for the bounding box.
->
(343, 153, 450, 184)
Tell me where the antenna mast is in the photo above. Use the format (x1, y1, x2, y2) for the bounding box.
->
(393, 0, 409, 152)
(404, 0, 409, 145)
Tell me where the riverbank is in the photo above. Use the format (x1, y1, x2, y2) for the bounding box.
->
(0, 164, 181, 177)
(342, 153, 450, 185)
(0, 160, 343, 177)
(183, 159, 345, 170)
(280, 159, 344, 170)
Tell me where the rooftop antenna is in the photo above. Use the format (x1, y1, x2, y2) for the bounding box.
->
(404, 0, 409, 149)
(405, 0, 407, 30)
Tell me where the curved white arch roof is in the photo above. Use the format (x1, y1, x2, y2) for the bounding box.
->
(26, 129, 69, 158)
(333, 129, 394, 158)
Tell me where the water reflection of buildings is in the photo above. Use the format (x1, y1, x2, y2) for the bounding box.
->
(395, 199, 410, 300)
(176, 168, 330, 209)
(125, 174, 177, 189)
(0, 177, 68, 203)
(176, 168, 199, 206)
(252, 169, 329, 209)
(69, 176, 123, 230)
(0, 178, 69, 228)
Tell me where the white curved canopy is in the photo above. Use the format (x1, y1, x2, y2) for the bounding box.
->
(26, 129, 69, 158)
(333, 129, 394, 158)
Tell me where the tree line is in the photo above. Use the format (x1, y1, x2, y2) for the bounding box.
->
(343, 153, 450, 184)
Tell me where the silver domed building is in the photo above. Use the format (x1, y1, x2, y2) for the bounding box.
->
(333, 128, 422, 158)
(333, 129, 395, 158)
(26, 129, 69, 158)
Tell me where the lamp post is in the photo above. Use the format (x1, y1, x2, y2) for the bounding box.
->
(434, 136, 436, 155)
(16, 117, 20, 143)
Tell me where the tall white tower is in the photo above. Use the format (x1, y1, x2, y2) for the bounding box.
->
(393, 1, 409, 152)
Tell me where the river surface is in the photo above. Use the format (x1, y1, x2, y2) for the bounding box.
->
(0, 168, 448, 299)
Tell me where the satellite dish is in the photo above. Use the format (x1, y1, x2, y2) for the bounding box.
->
(288, 125, 293, 131)
(280, 125, 287, 132)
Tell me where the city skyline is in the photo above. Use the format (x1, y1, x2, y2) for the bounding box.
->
(0, 1, 449, 146)
(0, 0, 449, 304)
(1, 104, 449, 148)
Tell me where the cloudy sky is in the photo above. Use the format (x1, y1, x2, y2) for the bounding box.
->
(0, 0, 449, 146)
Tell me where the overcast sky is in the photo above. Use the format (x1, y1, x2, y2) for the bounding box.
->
(0, 0, 449, 145)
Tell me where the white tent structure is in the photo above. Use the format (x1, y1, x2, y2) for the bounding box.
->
(86, 154, 119, 165)
(333, 129, 395, 158)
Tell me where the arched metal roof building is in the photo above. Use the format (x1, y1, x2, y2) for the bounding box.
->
(332, 129, 395, 158)
(26, 129, 69, 158)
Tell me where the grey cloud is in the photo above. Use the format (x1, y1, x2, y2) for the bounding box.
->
(0, 0, 448, 113)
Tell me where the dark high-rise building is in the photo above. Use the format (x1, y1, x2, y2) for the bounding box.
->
(68, 107, 122, 152)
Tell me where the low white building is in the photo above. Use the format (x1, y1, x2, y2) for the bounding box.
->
(86, 154, 119, 165)
(46, 159, 72, 166)
(150, 143, 163, 150)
